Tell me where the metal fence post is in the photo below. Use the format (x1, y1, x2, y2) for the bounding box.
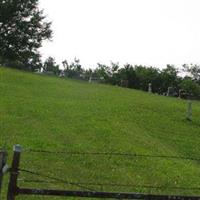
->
(0, 150, 7, 195)
(7, 145, 22, 200)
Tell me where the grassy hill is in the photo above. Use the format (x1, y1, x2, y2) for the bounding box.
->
(0, 67, 200, 199)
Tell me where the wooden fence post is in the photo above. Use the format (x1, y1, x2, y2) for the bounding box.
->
(7, 145, 22, 200)
(0, 150, 7, 195)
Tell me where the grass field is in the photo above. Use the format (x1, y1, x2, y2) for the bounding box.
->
(0, 67, 200, 199)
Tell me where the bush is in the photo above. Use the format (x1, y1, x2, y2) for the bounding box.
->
(179, 79, 200, 97)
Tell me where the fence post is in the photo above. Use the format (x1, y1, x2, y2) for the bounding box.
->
(7, 145, 22, 200)
(186, 100, 192, 121)
(0, 149, 7, 195)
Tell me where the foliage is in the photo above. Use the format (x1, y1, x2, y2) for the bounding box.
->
(88, 63, 180, 94)
(159, 65, 180, 93)
(183, 64, 200, 83)
(94, 63, 111, 81)
(0, 0, 52, 70)
(60, 60, 200, 98)
(84, 68, 93, 80)
(134, 65, 161, 92)
(62, 58, 84, 78)
(73, 62, 198, 98)
(118, 64, 137, 87)
(43, 56, 59, 74)
(179, 78, 200, 97)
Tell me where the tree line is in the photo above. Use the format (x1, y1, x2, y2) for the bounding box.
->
(42, 57, 200, 99)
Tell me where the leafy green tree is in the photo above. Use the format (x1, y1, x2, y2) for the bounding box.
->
(62, 59, 73, 77)
(84, 68, 93, 80)
(73, 57, 83, 75)
(62, 60, 69, 70)
(94, 63, 111, 82)
(183, 64, 200, 83)
(63, 58, 84, 78)
(0, 0, 52, 70)
(118, 64, 137, 88)
(180, 78, 200, 97)
(134, 65, 161, 92)
(160, 65, 179, 93)
(43, 57, 59, 74)
(109, 62, 120, 85)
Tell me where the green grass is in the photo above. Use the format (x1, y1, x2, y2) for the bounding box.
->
(0, 67, 200, 199)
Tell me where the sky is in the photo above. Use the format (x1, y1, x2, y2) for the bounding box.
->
(39, 0, 200, 69)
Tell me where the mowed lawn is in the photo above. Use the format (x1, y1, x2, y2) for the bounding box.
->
(0, 67, 200, 199)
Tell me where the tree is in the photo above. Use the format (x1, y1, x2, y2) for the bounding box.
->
(94, 63, 111, 82)
(110, 62, 120, 85)
(160, 65, 179, 93)
(118, 64, 136, 88)
(183, 64, 200, 83)
(62, 60, 69, 70)
(134, 65, 161, 92)
(84, 68, 93, 80)
(63, 58, 84, 78)
(179, 78, 200, 97)
(0, 0, 52, 70)
(43, 57, 59, 74)
(73, 57, 83, 74)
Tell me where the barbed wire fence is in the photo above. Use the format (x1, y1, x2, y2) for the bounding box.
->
(25, 148, 200, 162)
(5, 144, 200, 200)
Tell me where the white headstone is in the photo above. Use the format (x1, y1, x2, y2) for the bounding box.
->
(148, 83, 152, 93)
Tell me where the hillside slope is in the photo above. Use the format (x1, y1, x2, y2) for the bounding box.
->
(0, 67, 200, 199)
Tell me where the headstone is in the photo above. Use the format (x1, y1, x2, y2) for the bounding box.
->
(167, 87, 174, 96)
(59, 71, 65, 77)
(121, 80, 128, 88)
(148, 83, 152, 93)
(89, 77, 92, 83)
(179, 89, 187, 99)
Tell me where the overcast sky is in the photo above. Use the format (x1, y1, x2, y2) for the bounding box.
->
(39, 0, 200, 69)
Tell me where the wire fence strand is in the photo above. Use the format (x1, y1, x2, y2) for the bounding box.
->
(17, 148, 200, 195)
(18, 178, 200, 191)
(18, 168, 95, 191)
(24, 148, 200, 162)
